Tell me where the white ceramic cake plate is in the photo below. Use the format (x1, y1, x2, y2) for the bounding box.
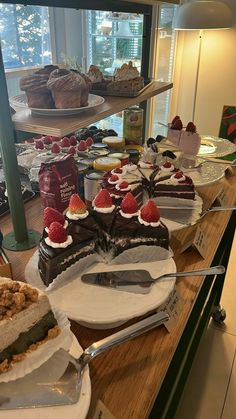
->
(155, 194, 203, 231)
(0, 308, 72, 383)
(0, 334, 91, 419)
(9, 93, 105, 116)
(26, 254, 176, 329)
(199, 135, 236, 157)
(180, 160, 226, 187)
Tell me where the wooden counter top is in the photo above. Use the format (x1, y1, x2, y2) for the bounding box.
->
(1, 171, 236, 419)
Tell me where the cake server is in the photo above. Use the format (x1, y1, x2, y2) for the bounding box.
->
(0, 311, 169, 409)
(81, 265, 225, 294)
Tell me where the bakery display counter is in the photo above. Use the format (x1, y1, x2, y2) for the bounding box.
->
(1, 170, 236, 419)
(11, 81, 172, 137)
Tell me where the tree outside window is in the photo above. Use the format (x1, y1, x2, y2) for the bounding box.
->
(0, 4, 52, 69)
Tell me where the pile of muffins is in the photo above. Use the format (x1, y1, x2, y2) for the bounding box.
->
(20, 65, 91, 109)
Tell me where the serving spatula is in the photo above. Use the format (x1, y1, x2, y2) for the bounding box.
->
(0, 311, 169, 410)
(81, 265, 225, 294)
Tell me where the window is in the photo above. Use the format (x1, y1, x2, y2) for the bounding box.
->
(86, 11, 143, 75)
(151, 4, 177, 137)
(0, 4, 52, 69)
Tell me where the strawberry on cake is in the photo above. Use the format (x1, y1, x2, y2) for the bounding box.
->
(102, 158, 196, 204)
(38, 206, 96, 286)
(109, 194, 169, 257)
(38, 189, 170, 286)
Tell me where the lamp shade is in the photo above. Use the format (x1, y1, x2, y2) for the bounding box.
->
(173, 1, 233, 30)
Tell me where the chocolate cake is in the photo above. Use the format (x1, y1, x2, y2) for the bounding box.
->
(102, 160, 196, 202)
(38, 205, 96, 286)
(38, 190, 170, 286)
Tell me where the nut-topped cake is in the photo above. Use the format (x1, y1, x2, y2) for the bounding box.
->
(0, 278, 60, 374)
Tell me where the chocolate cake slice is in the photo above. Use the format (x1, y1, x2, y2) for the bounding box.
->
(38, 233, 95, 286)
(38, 204, 96, 286)
(110, 194, 169, 257)
(153, 172, 195, 200)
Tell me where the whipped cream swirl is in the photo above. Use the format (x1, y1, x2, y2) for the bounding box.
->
(45, 234, 72, 248)
(66, 210, 89, 220)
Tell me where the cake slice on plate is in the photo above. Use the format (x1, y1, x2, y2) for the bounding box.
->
(0, 278, 60, 374)
(38, 206, 96, 286)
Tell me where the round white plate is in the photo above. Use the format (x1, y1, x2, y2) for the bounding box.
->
(199, 135, 236, 157)
(157, 194, 203, 232)
(0, 334, 91, 419)
(180, 160, 226, 187)
(26, 256, 176, 329)
(10, 93, 105, 117)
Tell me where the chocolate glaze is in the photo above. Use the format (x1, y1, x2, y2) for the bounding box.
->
(38, 237, 95, 286)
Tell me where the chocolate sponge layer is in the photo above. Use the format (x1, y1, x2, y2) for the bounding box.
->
(0, 310, 57, 363)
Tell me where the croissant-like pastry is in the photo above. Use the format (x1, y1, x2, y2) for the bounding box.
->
(20, 74, 55, 109)
(35, 64, 59, 76)
(47, 69, 90, 108)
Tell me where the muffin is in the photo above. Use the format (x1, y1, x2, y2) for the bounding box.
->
(20, 65, 58, 109)
(47, 69, 91, 108)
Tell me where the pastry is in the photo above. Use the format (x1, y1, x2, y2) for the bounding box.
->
(19, 65, 58, 109)
(20, 73, 55, 109)
(87, 65, 110, 90)
(47, 69, 91, 108)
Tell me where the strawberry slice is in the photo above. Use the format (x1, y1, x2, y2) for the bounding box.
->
(85, 137, 94, 147)
(121, 192, 138, 214)
(43, 135, 52, 145)
(68, 193, 87, 214)
(113, 168, 123, 174)
(44, 207, 65, 228)
(140, 200, 160, 223)
(94, 189, 113, 208)
(51, 143, 61, 154)
(162, 161, 172, 169)
(174, 171, 184, 179)
(35, 140, 44, 150)
(48, 221, 68, 244)
(69, 135, 77, 146)
(67, 146, 76, 155)
(118, 181, 129, 190)
(77, 140, 87, 151)
(171, 115, 180, 125)
(186, 122, 196, 133)
(60, 137, 70, 148)
(109, 175, 119, 182)
(171, 119, 183, 130)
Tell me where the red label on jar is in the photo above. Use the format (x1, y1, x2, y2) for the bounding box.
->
(39, 155, 77, 212)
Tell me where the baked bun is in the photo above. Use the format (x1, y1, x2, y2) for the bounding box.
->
(20, 74, 55, 109)
(47, 69, 90, 108)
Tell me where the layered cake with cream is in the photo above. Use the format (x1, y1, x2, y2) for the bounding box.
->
(38, 190, 169, 286)
(109, 194, 169, 257)
(102, 160, 196, 203)
(38, 206, 96, 285)
(0, 278, 60, 374)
